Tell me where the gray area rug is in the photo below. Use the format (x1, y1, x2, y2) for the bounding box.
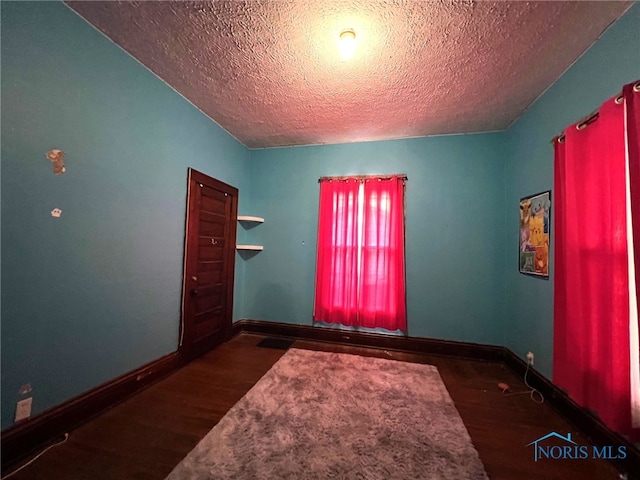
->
(166, 348, 489, 479)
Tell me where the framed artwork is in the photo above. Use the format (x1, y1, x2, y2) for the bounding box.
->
(519, 190, 551, 278)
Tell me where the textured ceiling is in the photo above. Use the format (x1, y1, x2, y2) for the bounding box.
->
(66, 1, 632, 148)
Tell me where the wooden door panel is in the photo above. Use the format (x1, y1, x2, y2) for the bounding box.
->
(200, 209, 226, 221)
(194, 308, 224, 326)
(194, 317, 222, 340)
(193, 283, 222, 296)
(199, 218, 225, 237)
(197, 236, 226, 247)
(195, 294, 223, 313)
(197, 260, 224, 273)
(200, 184, 228, 201)
(194, 306, 223, 324)
(200, 194, 226, 214)
(194, 285, 223, 310)
(195, 270, 223, 286)
(198, 246, 224, 261)
(181, 168, 237, 361)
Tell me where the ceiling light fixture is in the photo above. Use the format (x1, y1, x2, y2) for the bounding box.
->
(338, 29, 356, 60)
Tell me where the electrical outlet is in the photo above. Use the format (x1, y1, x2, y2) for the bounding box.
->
(15, 397, 32, 422)
(526, 351, 535, 366)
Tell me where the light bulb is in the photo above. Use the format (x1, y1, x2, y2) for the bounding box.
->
(338, 29, 356, 60)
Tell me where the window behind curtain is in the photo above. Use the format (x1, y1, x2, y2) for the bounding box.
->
(313, 175, 406, 332)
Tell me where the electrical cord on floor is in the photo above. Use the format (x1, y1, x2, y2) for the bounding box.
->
(499, 362, 544, 404)
(1, 433, 69, 479)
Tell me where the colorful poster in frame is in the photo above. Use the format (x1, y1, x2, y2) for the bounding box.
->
(519, 191, 551, 278)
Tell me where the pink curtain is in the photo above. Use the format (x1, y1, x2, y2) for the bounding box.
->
(359, 178, 407, 330)
(314, 179, 360, 327)
(554, 85, 637, 437)
(313, 176, 407, 331)
(625, 82, 640, 328)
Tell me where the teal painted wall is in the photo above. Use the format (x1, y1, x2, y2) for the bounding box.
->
(503, 4, 640, 378)
(1, 2, 250, 429)
(245, 134, 507, 344)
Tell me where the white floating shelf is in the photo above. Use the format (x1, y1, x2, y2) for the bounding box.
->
(237, 216, 264, 223)
(236, 245, 264, 251)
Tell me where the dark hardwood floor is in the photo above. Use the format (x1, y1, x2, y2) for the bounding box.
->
(4, 333, 623, 479)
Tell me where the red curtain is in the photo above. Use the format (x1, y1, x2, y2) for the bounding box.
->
(314, 176, 407, 331)
(314, 178, 360, 326)
(625, 82, 640, 328)
(554, 84, 638, 437)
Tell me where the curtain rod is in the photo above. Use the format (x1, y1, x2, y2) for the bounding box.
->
(551, 81, 640, 144)
(319, 174, 407, 183)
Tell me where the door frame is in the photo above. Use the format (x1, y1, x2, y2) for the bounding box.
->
(179, 168, 238, 361)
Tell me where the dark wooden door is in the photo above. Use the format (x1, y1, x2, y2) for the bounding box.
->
(180, 168, 237, 361)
